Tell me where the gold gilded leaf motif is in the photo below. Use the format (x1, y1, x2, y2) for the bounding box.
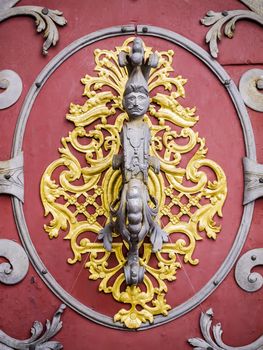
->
(40, 38, 227, 329)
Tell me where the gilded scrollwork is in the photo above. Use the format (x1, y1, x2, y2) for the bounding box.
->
(40, 38, 227, 329)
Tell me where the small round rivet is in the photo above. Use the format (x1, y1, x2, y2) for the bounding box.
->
(222, 11, 228, 16)
(4, 174, 11, 180)
(142, 27, 148, 33)
(41, 7, 49, 15)
(251, 255, 257, 261)
(41, 269, 47, 274)
(259, 178, 263, 183)
(213, 280, 219, 286)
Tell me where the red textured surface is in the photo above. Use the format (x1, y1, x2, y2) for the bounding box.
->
(0, 1, 262, 349)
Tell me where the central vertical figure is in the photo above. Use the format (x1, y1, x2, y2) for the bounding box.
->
(99, 38, 168, 285)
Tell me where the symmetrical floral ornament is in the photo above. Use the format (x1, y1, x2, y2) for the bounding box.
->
(201, 0, 263, 58)
(188, 308, 263, 350)
(40, 38, 227, 329)
(0, 0, 67, 55)
(0, 304, 65, 349)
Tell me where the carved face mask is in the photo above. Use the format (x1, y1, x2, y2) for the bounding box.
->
(123, 91, 150, 119)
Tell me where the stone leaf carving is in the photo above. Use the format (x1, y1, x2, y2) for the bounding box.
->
(0, 304, 66, 349)
(201, 0, 263, 58)
(188, 308, 263, 350)
(0, 0, 67, 55)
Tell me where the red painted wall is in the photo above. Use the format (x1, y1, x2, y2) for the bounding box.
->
(0, 1, 262, 349)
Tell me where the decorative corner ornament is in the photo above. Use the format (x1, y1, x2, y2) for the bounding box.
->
(0, 304, 66, 349)
(0, 0, 67, 55)
(188, 308, 263, 350)
(40, 38, 227, 329)
(201, 0, 263, 58)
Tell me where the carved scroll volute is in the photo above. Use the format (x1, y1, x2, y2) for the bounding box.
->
(99, 38, 168, 286)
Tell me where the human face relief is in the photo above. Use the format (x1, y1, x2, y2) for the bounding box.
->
(123, 92, 150, 119)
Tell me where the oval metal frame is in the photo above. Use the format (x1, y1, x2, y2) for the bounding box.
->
(12, 25, 256, 330)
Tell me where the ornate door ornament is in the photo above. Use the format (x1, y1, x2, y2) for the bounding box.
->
(188, 308, 263, 350)
(0, 0, 67, 55)
(11, 25, 256, 331)
(201, 0, 263, 59)
(40, 37, 228, 329)
(201, 1, 263, 113)
(0, 1, 67, 109)
(0, 304, 65, 349)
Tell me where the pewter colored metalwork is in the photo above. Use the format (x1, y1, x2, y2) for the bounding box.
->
(243, 157, 263, 204)
(239, 69, 263, 112)
(99, 38, 167, 286)
(0, 70, 22, 109)
(0, 304, 65, 349)
(0, 152, 24, 202)
(235, 248, 263, 292)
(201, 0, 263, 58)
(11, 25, 255, 330)
(0, 239, 29, 284)
(188, 308, 263, 349)
(0, 0, 67, 55)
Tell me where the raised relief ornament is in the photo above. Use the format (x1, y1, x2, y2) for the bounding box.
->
(41, 38, 227, 329)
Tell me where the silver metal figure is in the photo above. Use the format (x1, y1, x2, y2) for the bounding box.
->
(99, 38, 168, 285)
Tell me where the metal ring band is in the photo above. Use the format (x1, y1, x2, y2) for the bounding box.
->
(11, 25, 256, 330)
